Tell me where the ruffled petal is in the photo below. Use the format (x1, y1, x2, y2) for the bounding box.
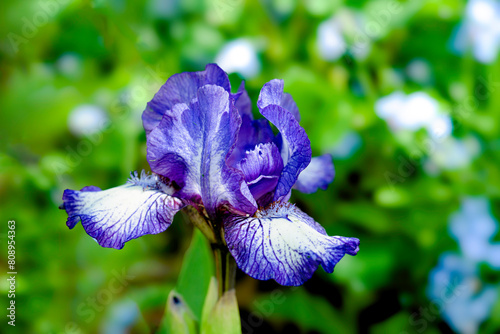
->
(61, 172, 184, 249)
(142, 64, 231, 135)
(237, 142, 284, 202)
(293, 154, 335, 194)
(225, 203, 359, 286)
(147, 84, 257, 217)
(257, 79, 300, 121)
(258, 103, 311, 201)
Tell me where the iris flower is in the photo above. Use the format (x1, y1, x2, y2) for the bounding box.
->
(61, 64, 359, 286)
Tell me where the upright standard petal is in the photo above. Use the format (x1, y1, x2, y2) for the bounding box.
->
(237, 142, 284, 202)
(257, 79, 301, 122)
(61, 171, 184, 249)
(225, 203, 359, 286)
(234, 81, 253, 118)
(142, 64, 231, 135)
(227, 82, 275, 167)
(294, 154, 335, 194)
(259, 104, 311, 201)
(147, 85, 257, 217)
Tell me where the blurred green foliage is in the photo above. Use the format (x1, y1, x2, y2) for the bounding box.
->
(1, 0, 500, 333)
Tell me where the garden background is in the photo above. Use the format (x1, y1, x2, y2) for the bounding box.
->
(1, 0, 500, 333)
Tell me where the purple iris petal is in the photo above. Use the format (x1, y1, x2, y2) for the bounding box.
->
(147, 84, 257, 217)
(234, 81, 253, 118)
(227, 82, 275, 167)
(294, 154, 335, 194)
(62, 172, 184, 249)
(225, 203, 359, 286)
(257, 79, 301, 121)
(142, 64, 231, 135)
(237, 142, 284, 202)
(281, 93, 301, 122)
(227, 115, 275, 167)
(258, 104, 311, 201)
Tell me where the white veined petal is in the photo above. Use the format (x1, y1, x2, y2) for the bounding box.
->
(225, 203, 359, 286)
(62, 179, 184, 249)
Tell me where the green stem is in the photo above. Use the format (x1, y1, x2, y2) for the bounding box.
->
(182, 206, 215, 244)
(213, 246, 236, 297)
(184, 206, 236, 297)
(212, 217, 236, 297)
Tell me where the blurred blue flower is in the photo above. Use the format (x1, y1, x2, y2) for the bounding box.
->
(428, 197, 500, 332)
(449, 197, 500, 268)
(329, 131, 362, 160)
(61, 64, 359, 286)
(452, 0, 500, 63)
(427, 253, 498, 334)
(101, 300, 139, 334)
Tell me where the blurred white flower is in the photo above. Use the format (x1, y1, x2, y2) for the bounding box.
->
(426, 136, 480, 171)
(406, 59, 432, 85)
(68, 104, 108, 137)
(375, 91, 452, 139)
(317, 18, 346, 61)
(452, 0, 500, 63)
(215, 39, 260, 78)
(427, 253, 498, 334)
(57, 53, 82, 79)
(316, 9, 371, 61)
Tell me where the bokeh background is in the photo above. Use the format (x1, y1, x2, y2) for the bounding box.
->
(1, 0, 500, 333)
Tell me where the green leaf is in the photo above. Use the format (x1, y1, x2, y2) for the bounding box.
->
(157, 290, 197, 334)
(201, 277, 241, 334)
(254, 288, 349, 334)
(201, 277, 218, 323)
(176, 228, 215, 320)
(371, 312, 415, 334)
